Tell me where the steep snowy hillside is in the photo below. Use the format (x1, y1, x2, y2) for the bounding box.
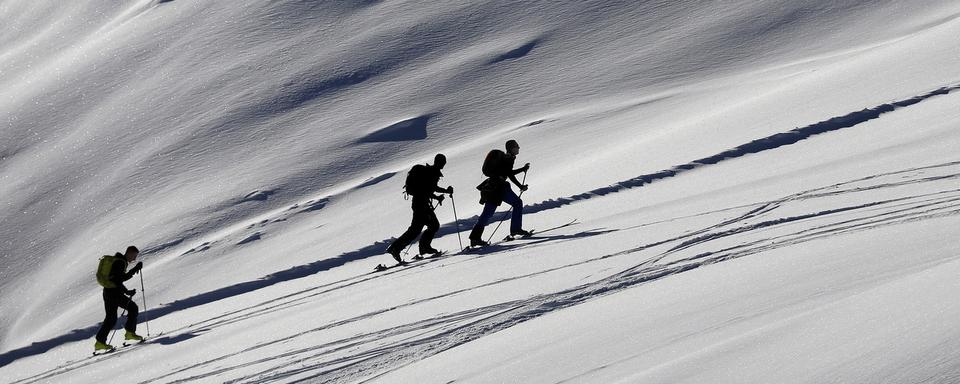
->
(2, 0, 959, 383)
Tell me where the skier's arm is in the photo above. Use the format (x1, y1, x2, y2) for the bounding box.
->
(510, 163, 529, 176)
(509, 163, 529, 190)
(123, 262, 143, 280)
(509, 174, 522, 187)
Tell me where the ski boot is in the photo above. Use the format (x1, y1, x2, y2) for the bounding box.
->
(124, 331, 145, 344)
(94, 341, 115, 354)
(469, 238, 490, 248)
(386, 246, 403, 263)
(413, 247, 441, 260)
(510, 229, 533, 238)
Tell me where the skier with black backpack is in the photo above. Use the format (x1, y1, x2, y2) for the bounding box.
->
(93, 245, 144, 353)
(385, 154, 454, 263)
(469, 139, 531, 247)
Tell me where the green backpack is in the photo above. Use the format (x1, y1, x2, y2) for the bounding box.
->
(96, 255, 123, 288)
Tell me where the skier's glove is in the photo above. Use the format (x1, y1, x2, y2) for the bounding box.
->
(124, 289, 137, 297)
(521, 163, 530, 172)
(519, 184, 529, 192)
(129, 262, 143, 274)
(446, 186, 454, 195)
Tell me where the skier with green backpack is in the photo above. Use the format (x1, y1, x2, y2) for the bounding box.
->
(93, 245, 144, 353)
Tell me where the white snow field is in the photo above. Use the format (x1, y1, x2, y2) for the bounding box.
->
(2, 0, 960, 383)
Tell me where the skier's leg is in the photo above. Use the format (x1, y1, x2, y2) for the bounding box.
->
(419, 209, 440, 252)
(121, 299, 139, 333)
(470, 203, 497, 241)
(388, 200, 427, 254)
(502, 187, 524, 233)
(95, 290, 119, 343)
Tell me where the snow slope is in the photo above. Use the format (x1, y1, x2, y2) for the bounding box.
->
(2, 0, 959, 382)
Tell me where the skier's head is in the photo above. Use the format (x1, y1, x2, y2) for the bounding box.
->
(505, 140, 519, 156)
(433, 153, 447, 169)
(125, 246, 139, 262)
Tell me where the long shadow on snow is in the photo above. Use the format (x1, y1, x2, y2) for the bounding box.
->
(12, 229, 610, 384)
(198, 171, 960, 383)
(0, 239, 393, 368)
(22, 164, 959, 383)
(137, 229, 618, 384)
(188, 208, 960, 383)
(163, 229, 613, 338)
(4, 85, 955, 369)
(522, 84, 960, 215)
(95, 83, 959, 333)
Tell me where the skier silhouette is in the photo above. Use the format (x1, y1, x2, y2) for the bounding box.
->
(469, 139, 531, 246)
(386, 154, 454, 262)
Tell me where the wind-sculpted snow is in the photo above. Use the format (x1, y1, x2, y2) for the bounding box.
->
(488, 38, 542, 65)
(357, 115, 432, 143)
(3, 0, 960, 382)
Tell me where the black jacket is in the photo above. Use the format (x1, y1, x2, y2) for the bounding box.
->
(420, 165, 448, 199)
(106, 253, 137, 291)
(500, 154, 524, 187)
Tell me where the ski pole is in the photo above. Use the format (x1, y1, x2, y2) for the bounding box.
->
(487, 171, 528, 243)
(451, 192, 463, 251)
(139, 270, 150, 337)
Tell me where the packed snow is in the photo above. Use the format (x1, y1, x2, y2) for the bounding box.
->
(2, 0, 959, 383)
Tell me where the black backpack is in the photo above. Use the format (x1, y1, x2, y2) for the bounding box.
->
(404, 164, 430, 196)
(482, 149, 506, 177)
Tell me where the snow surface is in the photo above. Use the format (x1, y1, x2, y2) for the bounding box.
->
(2, 0, 960, 383)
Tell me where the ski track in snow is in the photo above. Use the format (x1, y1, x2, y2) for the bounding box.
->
(3, 2, 960, 383)
(2, 80, 958, 374)
(15, 160, 958, 384)
(182, 163, 960, 384)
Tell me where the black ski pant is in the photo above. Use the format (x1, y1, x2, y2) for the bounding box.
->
(95, 288, 138, 343)
(389, 196, 439, 254)
(470, 184, 523, 241)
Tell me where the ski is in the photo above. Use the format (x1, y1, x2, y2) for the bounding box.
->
(503, 230, 534, 242)
(92, 348, 116, 356)
(375, 219, 578, 270)
(122, 332, 164, 347)
(411, 250, 447, 261)
(466, 218, 579, 251)
(374, 262, 406, 272)
(525, 218, 579, 236)
(374, 251, 450, 272)
(91, 332, 165, 355)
